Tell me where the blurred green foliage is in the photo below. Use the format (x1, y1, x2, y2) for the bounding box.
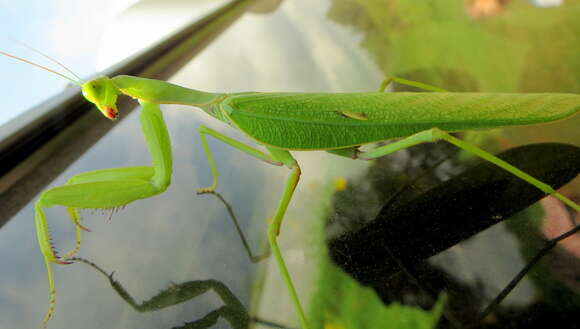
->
(328, 0, 580, 92)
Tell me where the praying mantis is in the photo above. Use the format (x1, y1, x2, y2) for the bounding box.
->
(1, 50, 579, 329)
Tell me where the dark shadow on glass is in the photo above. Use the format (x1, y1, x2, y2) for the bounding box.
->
(328, 143, 580, 328)
(479, 222, 580, 322)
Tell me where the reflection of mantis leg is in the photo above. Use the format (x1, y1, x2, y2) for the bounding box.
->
(71, 257, 291, 329)
(207, 192, 270, 263)
(480, 223, 580, 321)
(196, 126, 308, 328)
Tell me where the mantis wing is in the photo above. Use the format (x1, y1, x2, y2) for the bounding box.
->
(223, 92, 580, 150)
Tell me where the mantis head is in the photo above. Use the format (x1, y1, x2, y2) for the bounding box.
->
(0, 49, 123, 120)
(81, 77, 122, 120)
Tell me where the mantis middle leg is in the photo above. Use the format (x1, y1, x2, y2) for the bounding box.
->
(195, 126, 310, 329)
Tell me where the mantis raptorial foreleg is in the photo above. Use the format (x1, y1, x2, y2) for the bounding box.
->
(61, 208, 84, 259)
(57, 167, 155, 257)
(35, 101, 172, 327)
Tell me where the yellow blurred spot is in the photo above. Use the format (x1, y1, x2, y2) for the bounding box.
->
(325, 323, 345, 329)
(335, 177, 348, 191)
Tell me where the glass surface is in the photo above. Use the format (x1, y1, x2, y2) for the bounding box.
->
(1, 1, 579, 329)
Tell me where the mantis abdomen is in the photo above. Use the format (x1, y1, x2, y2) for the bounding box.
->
(224, 92, 580, 150)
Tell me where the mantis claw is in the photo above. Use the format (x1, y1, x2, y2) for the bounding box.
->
(76, 222, 92, 232)
(68, 207, 91, 232)
(53, 259, 73, 265)
(196, 186, 216, 194)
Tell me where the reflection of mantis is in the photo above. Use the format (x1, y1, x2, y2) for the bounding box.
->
(1, 49, 578, 329)
(71, 257, 290, 329)
(209, 192, 270, 263)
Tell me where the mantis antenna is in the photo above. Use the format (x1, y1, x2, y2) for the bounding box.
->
(10, 39, 82, 82)
(0, 49, 81, 86)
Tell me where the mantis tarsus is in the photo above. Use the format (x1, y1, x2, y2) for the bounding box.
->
(1, 50, 578, 329)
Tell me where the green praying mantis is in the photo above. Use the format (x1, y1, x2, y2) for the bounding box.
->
(1, 49, 579, 329)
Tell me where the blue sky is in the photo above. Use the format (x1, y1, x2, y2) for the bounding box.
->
(0, 0, 138, 125)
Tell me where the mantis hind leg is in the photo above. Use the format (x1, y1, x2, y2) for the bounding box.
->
(379, 77, 448, 92)
(359, 128, 579, 211)
(374, 81, 575, 209)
